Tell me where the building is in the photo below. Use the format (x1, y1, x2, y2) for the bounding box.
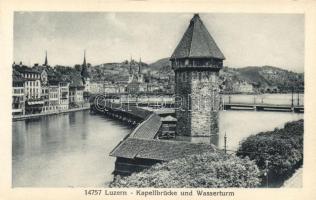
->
(47, 80, 60, 112)
(103, 83, 118, 94)
(13, 63, 44, 114)
(69, 75, 85, 108)
(232, 81, 254, 93)
(59, 81, 70, 110)
(170, 14, 225, 136)
(128, 58, 144, 84)
(127, 58, 145, 93)
(41, 85, 50, 112)
(147, 83, 160, 93)
(116, 83, 127, 93)
(12, 70, 25, 115)
(39, 68, 50, 112)
(264, 86, 280, 93)
(19, 67, 42, 99)
(158, 115, 177, 139)
(90, 82, 104, 94)
(69, 86, 84, 108)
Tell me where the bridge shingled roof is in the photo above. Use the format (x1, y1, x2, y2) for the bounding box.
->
(170, 13, 225, 60)
(110, 138, 216, 161)
(129, 113, 162, 139)
(110, 112, 216, 161)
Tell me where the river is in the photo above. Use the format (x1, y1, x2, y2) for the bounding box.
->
(12, 96, 304, 187)
(12, 111, 131, 187)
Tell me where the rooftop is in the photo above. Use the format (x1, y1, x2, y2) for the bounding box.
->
(12, 70, 25, 83)
(129, 113, 162, 139)
(110, 138, 216, 161)
(109, 106, 216, 162)
(170, 13, 225, 60)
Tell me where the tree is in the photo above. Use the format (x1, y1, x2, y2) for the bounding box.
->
(236, 120, 303, 186)
(74, 64, 82, 71)
(110, 152, 261, 188)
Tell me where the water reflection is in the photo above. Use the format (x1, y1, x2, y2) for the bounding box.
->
(12, 109, 303, 187)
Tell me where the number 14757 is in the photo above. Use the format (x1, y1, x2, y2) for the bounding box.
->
(84, 189, 102, 195)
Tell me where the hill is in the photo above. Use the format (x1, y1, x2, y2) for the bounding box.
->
(222, 65, 304, 92)
(88, 57, 304, 93)
(149, 57, 171, 71)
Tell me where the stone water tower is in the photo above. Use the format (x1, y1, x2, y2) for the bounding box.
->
(170, 14, 225, 137)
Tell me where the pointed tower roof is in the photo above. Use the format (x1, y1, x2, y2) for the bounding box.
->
(129, 56, 133, 74)
(81, 50, 90, 78)
(83, 50, 86, 66)
(44, 50, 48, 66)
(138, 57, 141, 74)
(170, 14, 225, 60)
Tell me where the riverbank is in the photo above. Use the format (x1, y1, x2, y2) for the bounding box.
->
(12, 106, 90, 121)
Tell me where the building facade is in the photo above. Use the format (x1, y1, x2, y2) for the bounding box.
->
(59, 82, 69, 110)
(232, 81, 254, 93)
(90, 82, 104, 94)
(48, 84, 59, 111)
(14, 63, 44, 114)
(12, 70, 25, 115)
(69, 76, 85, 108)
(170, 14, 225, 137)
(127, 58, 145, 93)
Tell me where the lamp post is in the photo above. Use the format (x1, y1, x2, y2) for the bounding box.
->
(265, 160, 269, 188)
(291, 87, 294, 108)
(224, 132, 227, 154)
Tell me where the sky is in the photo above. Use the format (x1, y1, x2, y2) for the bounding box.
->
(14, 12, 304, 72)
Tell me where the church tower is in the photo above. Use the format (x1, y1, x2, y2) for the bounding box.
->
(137, 57, 144, 83)
(44, 50, 48, 66)
(81, 50, 90, 92)
(170, 14, 225, 137)
(128, 57, 134, 83)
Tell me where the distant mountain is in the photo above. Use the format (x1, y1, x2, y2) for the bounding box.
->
(149, 57, 171, 71)
(221, 65, 304, 92)
(88, 58, 304, 93)
(148, 58, 304, 92)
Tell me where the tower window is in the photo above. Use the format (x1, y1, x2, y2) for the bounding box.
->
(185, 59, 189, 66)
(211, 74, 216, 83)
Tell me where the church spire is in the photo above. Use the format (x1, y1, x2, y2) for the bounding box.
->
(44, 50, 48, 66)
(81, 50, 90, 81)
(138, 57, 141, 74)
(129, 56, 133, 74)
(83, 50, 86, 66)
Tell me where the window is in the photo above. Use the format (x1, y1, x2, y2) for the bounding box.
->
(185, 59, 189, 66)
(211, 73, 216, 83)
